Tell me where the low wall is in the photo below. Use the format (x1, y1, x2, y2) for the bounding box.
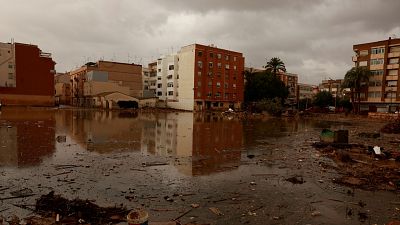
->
(0, 94, 54, 106)
(368, 112, 399, 120)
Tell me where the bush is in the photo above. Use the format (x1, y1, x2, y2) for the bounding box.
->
(254, 97, 284, 116)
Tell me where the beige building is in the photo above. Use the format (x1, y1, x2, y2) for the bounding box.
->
(54, 73, 71, 105)
(142, 62, 157, 98)
(278, 72, 298, 105)
(352, 37, 400, 112)
(69, 61, 143, 107)
(0, 42, 16, 88)
(297, 83, 315, 100)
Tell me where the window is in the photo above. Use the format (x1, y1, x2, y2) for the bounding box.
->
(368, 92, 381, 98)
(388, 70, 398, 76)
(386, 92, 396, 98)
(387, 80, 397, 87)
(225, 64, 230, 69)
(225, 55, 230, 61)
(390, 46, 400, 53)
(167, 75, 173, 79)
(233, 65, 237, 70)
(157, 77, 161, 80)
(232, 83, 236, 89)
(198, 61, 203, 68)
(359, 50, 368, 56)
(370, 58, 384, 65)
(209, 62, 213, 68)
(369, 81, 382, 87)
(158, 69, 161, 72)
(207, 92, 212, 98)
(168, 91, 174, 96)
(371, 47, 385, 54)
(198, 71, 202, 76)
(208, 71, 213, 77)
(157, 84, 162, 88)
(217, 62, 222, 68)
(217, 53, 222, 59)
(359, 61, 367, 67)
(389, 58, 399, 64)
(209, 52, 214, 58)
(177, 74, 179, 79)
(197, 92, 201, 97)
(8, 64, 13, 69)
(225, 73, 229, 80)
(167, 82, 173, 87)
(157, 91, 162, 96)
(217, 72, 221, 77)
(224, 83, 228, 89)
(215, 92, 221, 98)
(233, 56, 237, 62)
(224, 93, 229, 99)
(233, 93, 236, 99)
(169, 65, 174, 70)
(198, 51, 203, 57)
(208, 81, 212, 87)
(216, 82, 221, 88)
(197, 81, 201, 87)
(8, 73, 14, 79)
(370, 70, 384, 76)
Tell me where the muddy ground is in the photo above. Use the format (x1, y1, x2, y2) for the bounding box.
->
(0, 108, 400, 224)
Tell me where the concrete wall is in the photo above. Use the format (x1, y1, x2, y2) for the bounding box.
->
(84, 81, 131, 96)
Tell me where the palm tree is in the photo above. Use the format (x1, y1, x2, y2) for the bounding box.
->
(265, 57, 286, 76)
(342, 66, 370, 113)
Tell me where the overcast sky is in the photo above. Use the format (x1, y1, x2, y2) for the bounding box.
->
(1, 0, 399, 84)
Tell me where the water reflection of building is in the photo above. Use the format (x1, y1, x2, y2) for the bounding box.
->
(140, 113, 243, 176)
(68, 110, 143, 154)
(0, 109, 55, 167)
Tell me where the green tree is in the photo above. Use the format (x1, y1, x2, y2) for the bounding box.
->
(244, 70, 289, 103)
(342, 66, 370, 113)
(313, 91, 333, 108)
(265, 57, 286, 76)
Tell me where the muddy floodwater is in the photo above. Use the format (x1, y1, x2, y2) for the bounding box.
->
(0, 108, 399, 224)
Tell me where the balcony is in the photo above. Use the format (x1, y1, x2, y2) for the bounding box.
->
(387, 64, 399, 70)
(385, 86, 397, 92)
(370, 64, 384, 70)
(352, 56, 358, 62)
(167, 75, 173, 79)
(386, 75, 398, 81)
(388, 52, 400, 58)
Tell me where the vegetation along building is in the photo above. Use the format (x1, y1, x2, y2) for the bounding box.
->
(352, 37, 400, 112)
(0, 41, 56, 106)
(157, 44, 245, 111)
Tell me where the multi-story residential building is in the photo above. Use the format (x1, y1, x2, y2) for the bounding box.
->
(0, 41, 56, 106)
(352, 37, 400, 112)
(54, 73, 71, 105)
(277, 72, 298, 105)
(156, 54, 179, 101)
(142, 62, 157, 98)
(297, 83, 315, 100)
(318, 79, 345, 97)
(69, 60, 142, 107)
(160, 44, 244, 111)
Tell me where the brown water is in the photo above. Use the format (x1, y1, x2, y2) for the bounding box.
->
(0, 108, 399, 224)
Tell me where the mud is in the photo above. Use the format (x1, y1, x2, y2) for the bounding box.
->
(0, 108, 399, 224)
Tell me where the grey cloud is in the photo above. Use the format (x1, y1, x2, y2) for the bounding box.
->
(0, 0, 398, 84)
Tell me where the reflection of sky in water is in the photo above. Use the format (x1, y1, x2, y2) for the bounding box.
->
(0, 108, 357, 175)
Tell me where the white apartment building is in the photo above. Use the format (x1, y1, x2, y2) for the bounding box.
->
(156, 54, 179, 101)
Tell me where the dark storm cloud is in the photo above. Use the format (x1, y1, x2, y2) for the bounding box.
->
(1, 0, 399, 84)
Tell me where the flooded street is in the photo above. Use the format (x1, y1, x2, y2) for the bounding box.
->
(1, 108, 399, 224)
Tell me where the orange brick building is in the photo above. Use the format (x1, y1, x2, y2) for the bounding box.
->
(0, 42, 56, 106)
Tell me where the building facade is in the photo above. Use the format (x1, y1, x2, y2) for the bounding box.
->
(156, 54, 179, 101)
(278, 72, 298, 105)
(54, 73, 71, 105)
(353, 37, 400, 112)
(0, 42, 56, 106)
(161, 44, 244, 111)
(69, 61, 142, 107)
(142, 62, 157, 98)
